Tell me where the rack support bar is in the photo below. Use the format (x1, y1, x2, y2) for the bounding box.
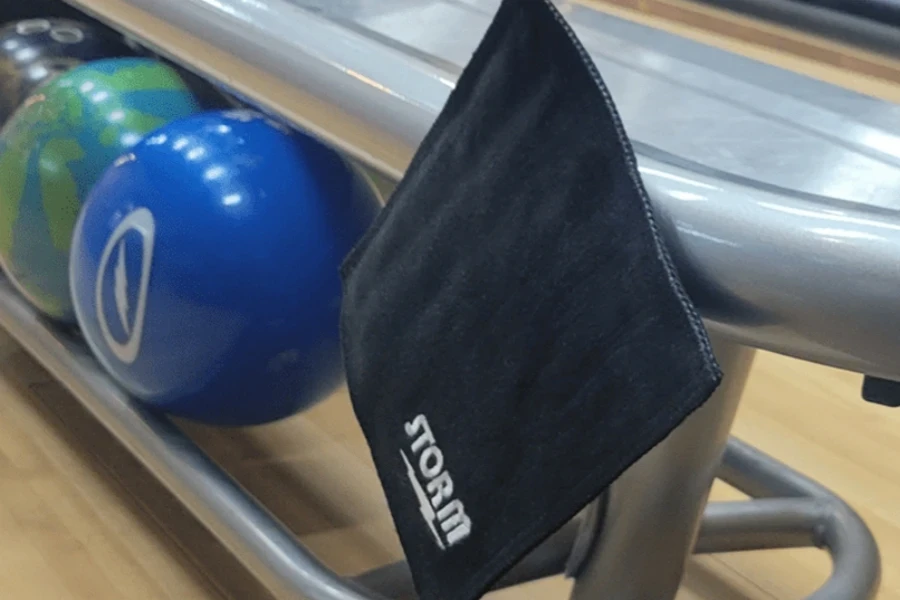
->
(0, 278, 386, 600)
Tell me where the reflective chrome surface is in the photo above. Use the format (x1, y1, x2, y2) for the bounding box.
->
(0, 277, 387, 600)
(571, 336, 755, 600)
(72, 0, 900, 379)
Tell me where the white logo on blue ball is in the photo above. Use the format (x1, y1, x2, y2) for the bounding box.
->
(96, 207, 155, 365)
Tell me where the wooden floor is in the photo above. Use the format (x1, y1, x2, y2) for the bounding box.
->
(3, 1, 900, 598)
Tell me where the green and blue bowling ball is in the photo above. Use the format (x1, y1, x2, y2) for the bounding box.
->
(69, 110, 383, 426)
(0, 56, 201, 322)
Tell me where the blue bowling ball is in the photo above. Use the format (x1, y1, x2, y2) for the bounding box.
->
(69, 109, 383, 425)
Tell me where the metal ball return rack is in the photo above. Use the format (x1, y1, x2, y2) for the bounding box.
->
(2, 0, 894, 598)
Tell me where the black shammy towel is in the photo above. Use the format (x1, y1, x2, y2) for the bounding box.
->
(339, 1, 723, 599)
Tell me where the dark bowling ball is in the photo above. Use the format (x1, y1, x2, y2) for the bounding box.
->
(0, 18, 133, 124)
(70, 110, 383, 426)
(0, 0, 88, 22)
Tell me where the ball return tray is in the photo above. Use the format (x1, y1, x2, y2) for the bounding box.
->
(0, 0, 893, 598)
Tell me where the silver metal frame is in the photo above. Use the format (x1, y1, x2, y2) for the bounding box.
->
(703, 439, 881, 599)
(67, 0, 900, 381)
(0, 0, 887, 598)
(0, 282, 878, 599)
(570, 337, 754, 600)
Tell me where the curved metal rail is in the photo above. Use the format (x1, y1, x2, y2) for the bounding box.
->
(703, 439, 881, 600)
(2, 1, 885, 599)
(64, 0, 900, 383)
(0, 276, 879, 599)
(0, 278, 388, 600)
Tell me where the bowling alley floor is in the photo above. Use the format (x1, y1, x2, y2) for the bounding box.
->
(3, 1, 900, 599)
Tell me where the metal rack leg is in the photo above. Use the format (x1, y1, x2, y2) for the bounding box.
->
(569, 335, 755, 600)
(353, 518, 583, 600)
(0, 278, 882, 600)
(564, 433, 880, 600)
(697, 439, 881, 600)
(356, 435, 881, 600)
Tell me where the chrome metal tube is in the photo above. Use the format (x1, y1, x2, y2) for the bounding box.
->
(697, 499, 825, 553)
(0, 278, 385, 600)
(569, 337, 755, 600)
(720, 437, 845, 499)
(697, 497, 880, 599)
(353, 519, 581, 599)
(814, 499, 882, 600)
(696, 498, 881, 600)
(62, 0, 900, 382)
(709, 440, 881, 600)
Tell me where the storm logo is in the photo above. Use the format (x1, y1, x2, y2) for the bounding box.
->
(401, 414, 472, 550)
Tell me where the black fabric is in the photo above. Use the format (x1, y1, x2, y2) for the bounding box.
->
(338, 1, 723, 599)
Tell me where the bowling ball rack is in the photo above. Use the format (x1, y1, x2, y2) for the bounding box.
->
(0, 0, 894, 598)
(0, 280, 880, 600)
